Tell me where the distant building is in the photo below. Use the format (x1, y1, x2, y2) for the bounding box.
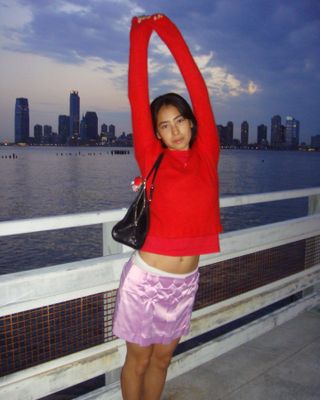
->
(226, 121, 234, 146)
(271, 115, 282, 148)
(80, 115, 87, 141)
(100, 123, 109, 144)
(286, 116, 300, 148)
(85, 112, 98, 142)
(109, 124, 116, 139)
(101, 124, 108, 135)
(217, 125, 227, 146)
(58, 115, 70, 144)
(15, 98, 29, 143)
(280, 124, 286, 145)
(257, 124, 268, 145)
(241, 121, 249, 146)
(80, 112, 99, 143)
(43, 125, 52, 144)
(34, 124, 43, 144)
(311, 134, 320, 149)
(69, 91, 80, 139)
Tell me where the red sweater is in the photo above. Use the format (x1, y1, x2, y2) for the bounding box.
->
(129, 15, 222, 255)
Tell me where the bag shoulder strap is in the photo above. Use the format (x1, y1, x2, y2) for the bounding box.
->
(145, 153, 164, 201)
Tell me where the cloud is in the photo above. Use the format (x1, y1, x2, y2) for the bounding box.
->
(0, 0, 147, 64)
(0, 0, 33, 48)
(148, 39, 259, 101)
(56, 1, 90, 15)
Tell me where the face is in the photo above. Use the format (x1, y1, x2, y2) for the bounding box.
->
(156, 104, 193, 151)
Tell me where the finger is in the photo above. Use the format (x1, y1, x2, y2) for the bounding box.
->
(137, 15, 151, 23)
(154, 13, 164, 20)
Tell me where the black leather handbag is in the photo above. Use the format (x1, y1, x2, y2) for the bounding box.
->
(112, 153, 164, 249)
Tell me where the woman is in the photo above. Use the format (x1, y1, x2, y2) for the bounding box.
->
(113, 14, 222, 400)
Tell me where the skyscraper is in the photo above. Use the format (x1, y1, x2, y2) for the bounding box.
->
(286, 116, 300, 148)
(58, 115, 70, 144)
(34, 124, 43, 144)
(226, 121, 234, 146)
(69, 91, 80, 139)
(15, 98, 29, 143)
(80, 112, 99, 143)
(85, 112, 98, 142)
(80, 114, 87, 141)
(109, 124, 116, 139)
(271, 115, 282, 148)
(217, 125, 227, 146)
(311, 135, 320, 149)
(257, 124, 267, 145)
(101, 124, 108, 135)
(241, 121, 249, 146)
(43, 125, 52, 144)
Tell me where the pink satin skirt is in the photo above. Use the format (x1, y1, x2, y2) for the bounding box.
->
(112, 254, 199, 347)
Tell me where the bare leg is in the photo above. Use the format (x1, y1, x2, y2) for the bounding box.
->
(121, 342, 153, 400)
(142, 338, 180, 400)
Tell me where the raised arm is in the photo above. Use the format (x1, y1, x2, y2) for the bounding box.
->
(152, 15, 219, 160)
(128, 16, 162, 175)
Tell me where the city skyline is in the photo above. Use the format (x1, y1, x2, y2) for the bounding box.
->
(13, 91, 304, 148)
(1, 0, 319, 144)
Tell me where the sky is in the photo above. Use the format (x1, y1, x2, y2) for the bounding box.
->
(0, 0, 319, 144)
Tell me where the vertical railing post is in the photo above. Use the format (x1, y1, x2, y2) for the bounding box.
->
(308, 194, 320, 215)
(305, 194, 320, 297)
(102, 221, 122, 388)
(102, 221, 122, 256)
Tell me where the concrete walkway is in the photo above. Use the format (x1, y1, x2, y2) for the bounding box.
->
(163, 307, 320, 400)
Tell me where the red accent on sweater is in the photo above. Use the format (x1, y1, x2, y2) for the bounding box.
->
(128, 15, 222, 255)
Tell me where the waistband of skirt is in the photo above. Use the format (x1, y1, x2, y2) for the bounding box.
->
(133, 251, 198, 278)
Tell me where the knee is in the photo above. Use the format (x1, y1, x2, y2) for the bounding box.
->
(150, 352, 172, 371)
(125, 354, 151, 376)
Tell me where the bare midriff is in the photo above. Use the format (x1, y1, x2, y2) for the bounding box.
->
(139, 251, 199, 274)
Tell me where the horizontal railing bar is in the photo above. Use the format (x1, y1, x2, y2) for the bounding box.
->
(0, 254, 127, 317)
(1, 187, 319, 237)
(201, 213, 320, 265)
(0, 340, 125, 400)
(220, 186, 320, 208)
(1, 214, 319, 317)
(0, 209, 125, 237)
(186, 264, 320, 342)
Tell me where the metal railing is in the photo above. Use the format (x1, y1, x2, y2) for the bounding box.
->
(0, 187, 320, 400)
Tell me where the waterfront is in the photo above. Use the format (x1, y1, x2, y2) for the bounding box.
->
(0, 147, 320, 274)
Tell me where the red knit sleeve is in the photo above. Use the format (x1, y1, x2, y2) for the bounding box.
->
(128, 17, 162, 175)
(152, 16, 220, 161)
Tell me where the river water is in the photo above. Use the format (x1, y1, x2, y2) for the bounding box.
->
(1, 146, 320, 274)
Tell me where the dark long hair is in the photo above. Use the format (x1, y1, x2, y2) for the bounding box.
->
(150, 93, 198, 148)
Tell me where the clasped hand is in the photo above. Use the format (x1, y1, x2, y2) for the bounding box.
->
(136, 13, 163, 24)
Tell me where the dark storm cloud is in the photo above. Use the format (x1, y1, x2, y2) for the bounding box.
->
(4, 0, 145, 63)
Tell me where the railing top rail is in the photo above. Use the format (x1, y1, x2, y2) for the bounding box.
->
(220, 187, 320, 208)
(0, 187, 319, 237)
